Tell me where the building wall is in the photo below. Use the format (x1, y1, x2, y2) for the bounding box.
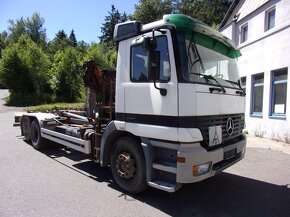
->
(220, 0, 290, 142)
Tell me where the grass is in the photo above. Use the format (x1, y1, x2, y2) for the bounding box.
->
(27, 102, 86, 113)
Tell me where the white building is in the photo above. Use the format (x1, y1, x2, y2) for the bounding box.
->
(220, 0, 290, 142)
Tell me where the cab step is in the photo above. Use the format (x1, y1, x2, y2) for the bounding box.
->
(148, 180, 177, 193)
(152, 160, 177, 174)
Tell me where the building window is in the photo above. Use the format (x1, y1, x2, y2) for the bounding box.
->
(131, 36, 171, 82)
(251, 73, 264, 115)
(241, 24, 248, 43)
(270, 68, 288, 116)
(241, 76, 246, 93)
(265, 7, 275, 31)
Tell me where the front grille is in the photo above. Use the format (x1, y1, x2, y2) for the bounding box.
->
(195, 114, 245, 150)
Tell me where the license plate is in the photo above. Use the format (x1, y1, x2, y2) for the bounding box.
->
(224, 148, 237, 160)
(208, 125, 222, 146)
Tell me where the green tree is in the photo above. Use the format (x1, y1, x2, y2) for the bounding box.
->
(47, 29, 70, 57)
(77, 40, 89, 52)
(69, 29, 77, 47)
(50, 47, 85, 102)
(0, 31, 8, 58)
(99, 5, 128, 44)
(7, 17, 26, 43)
(132, 0, 232, 28)
(174, 0, 196, 16)
(56, 29, 67, 40)
(85, 42, 117, 70)
(25, 13, 46, 45)
(174, 0, 232, 28)
(133, 0, 174, 24)
(0, 35, 52, 105)
(6, 13, 46, 45)
(206, 0, 233, 28)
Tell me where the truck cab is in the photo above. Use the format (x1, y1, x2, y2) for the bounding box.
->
(110, 14, 246, 192)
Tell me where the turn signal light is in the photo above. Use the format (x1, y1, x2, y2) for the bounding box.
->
(177, 156, 186, 163)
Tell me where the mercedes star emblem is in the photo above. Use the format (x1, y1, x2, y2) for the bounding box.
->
(226, 118, 234, 136)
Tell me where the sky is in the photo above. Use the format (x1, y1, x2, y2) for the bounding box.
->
(0, 0, 139, 43)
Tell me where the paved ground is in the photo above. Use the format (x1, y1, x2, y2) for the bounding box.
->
(0, 89, 26, 113)
(0, 89, 290, 217)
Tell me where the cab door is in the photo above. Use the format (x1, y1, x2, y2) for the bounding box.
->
(123, 30, 179, 140)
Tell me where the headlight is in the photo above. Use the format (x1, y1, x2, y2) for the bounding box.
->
(192, 162, 212, 176)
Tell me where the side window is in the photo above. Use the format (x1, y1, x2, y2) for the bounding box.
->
(265, 7, 276, 31)
(270, 68, 287, 116)
(240, 23, 248, 43)
(131, 36, 171, 82)
(131, 46, 148, 82)
(251, 73, 264, 116)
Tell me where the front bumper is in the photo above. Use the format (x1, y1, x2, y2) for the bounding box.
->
(176, 135, 246, 183)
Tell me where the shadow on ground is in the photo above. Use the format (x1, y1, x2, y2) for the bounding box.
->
(40, 146, 290, 217)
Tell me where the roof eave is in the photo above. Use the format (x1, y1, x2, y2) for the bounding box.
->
(219, 0, 241, 30)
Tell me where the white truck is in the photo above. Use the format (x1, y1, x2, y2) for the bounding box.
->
(17, 14, 246, 193)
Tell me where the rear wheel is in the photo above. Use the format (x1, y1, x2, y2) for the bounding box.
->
(110, 137, 147, 194)
(21, 116, 31, 141)
(30, 120, 48, 150)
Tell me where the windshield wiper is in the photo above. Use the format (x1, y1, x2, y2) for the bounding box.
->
(190, 72, 213, 85)
(224, 79, 238, 88)
(191, 73, 226, 93)
(207, 75, 226, 93)
(223, 79, 246, 96)
(236, 79, 246, 96)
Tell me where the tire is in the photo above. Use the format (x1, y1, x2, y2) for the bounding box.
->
(30, 120, 48, 150)
(110, 137, 147, 194)
(21, 116, 31, 141)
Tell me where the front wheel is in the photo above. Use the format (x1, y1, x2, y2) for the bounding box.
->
(110, 137, 147, 194)
(30, 120, 48, 150)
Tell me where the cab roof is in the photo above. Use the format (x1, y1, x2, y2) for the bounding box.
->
(162, 14, 241, 58)
(114, 14, 241, 58)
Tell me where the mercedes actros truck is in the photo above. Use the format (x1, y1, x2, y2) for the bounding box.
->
(17, 14, 246, 193)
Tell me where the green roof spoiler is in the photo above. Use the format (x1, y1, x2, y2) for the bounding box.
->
(163, 14, 241, 58)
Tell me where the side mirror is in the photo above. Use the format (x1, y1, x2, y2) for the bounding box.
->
(143, 37, 157, 50)
(143, 37, 150, 50)
(149, 50, 167, 96)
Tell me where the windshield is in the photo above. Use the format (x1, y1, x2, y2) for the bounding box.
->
(179, 35, 240, 89)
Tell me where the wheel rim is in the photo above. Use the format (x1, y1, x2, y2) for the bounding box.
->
(115, 152, 136, 179)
